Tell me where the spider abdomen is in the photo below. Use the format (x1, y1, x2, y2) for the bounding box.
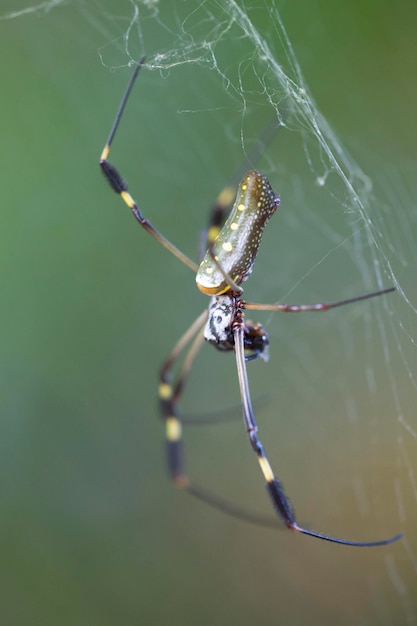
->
(196, 170, 280, 295)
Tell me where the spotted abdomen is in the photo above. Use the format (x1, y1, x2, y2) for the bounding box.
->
(196, 170, 280, 295)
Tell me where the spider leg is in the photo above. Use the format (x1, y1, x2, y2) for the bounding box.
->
(199, 117, 283, 262)
(159, 308, 282, 527)
(182, 393, 269, 425)
(199, 186, 235, 262)
(100, 56, 198, 273)
(159, 310, 208, 487)
(244, 286, 395, 313)
(233, 320, 402, 546)
(206, 244, 244, 295)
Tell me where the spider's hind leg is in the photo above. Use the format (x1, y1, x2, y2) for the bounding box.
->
(159, 310, 208, 487)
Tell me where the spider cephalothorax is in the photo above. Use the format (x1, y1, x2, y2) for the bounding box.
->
(204, 295, 269, 361)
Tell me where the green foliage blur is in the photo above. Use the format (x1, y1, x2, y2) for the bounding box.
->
(1, 2, 416, 625)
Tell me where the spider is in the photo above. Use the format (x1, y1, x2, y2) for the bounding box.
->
(100, 57, 402, 547)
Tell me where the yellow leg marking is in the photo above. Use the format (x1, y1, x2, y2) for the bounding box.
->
(121, 190, 135, 208)
(166, 417, 182, 442)
(207, 225, 220, 243)
(217, 186, 235, 207)
(258, 456, 274, 483)
(158, 382, 172, 400)
(100, 145, 110, 161)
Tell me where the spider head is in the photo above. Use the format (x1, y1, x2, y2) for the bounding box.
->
(204, 295, 235, 350)
(204, 295, 269, 361)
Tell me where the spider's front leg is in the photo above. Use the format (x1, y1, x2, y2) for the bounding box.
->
(232, 319, 402, 547)
(100, 56, 198, 273)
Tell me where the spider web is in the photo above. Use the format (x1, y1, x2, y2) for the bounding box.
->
(3, 0, 417, 624)
(91, 1, 417, 617)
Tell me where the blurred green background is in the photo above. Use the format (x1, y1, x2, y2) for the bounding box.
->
(1, 1, 417, 625)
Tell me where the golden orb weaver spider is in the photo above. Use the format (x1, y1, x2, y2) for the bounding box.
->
(100, 57, 402, 547)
